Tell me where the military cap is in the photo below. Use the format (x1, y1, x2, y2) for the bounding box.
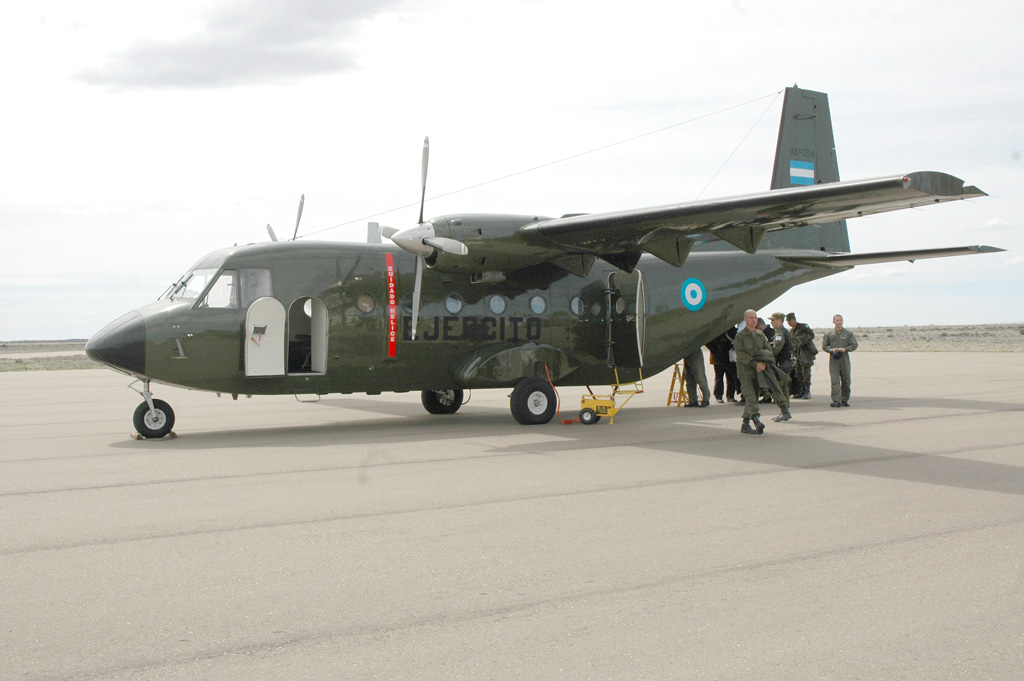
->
(785, 312, 797, 321)
(770, 312, 785, 321)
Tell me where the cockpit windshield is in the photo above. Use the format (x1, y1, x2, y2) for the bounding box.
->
(162, 269, 219, 302)
(159, 267, 273, 308)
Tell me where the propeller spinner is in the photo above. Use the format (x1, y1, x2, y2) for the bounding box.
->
(381, 137, 468, 339)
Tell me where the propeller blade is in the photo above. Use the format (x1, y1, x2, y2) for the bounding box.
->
(417, 137, 429, 224)
(411, 255, 424, 340)
(267, 224, 278, 242)
(379, 225, 400, 239)
(292, 194, 305, 240)
(423, 236, 469, 256)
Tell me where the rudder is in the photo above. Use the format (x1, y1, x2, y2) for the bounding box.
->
(763, 86, 851, 253)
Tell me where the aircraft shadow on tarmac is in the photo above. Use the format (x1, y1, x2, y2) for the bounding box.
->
(106, 393, 1024, 498)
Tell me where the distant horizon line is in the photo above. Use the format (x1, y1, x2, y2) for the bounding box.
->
(4, 320, 1023, 344)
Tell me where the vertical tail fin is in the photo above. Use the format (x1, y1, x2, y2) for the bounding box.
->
(764, 86, 851, 252)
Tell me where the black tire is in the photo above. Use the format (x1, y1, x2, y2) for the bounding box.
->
(421, 389, 464, 415)
(579, 408, 600, 425)
(132, 399, 175, 439)
(510, 378, 556, 425)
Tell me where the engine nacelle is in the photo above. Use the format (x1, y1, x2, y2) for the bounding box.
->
(425, 214, 559, 275)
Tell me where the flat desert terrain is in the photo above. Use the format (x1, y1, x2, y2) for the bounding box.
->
(834, 323, 1023, 352)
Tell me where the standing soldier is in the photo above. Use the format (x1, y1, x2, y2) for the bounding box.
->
(682, 348, 710, 408)
(705, 331, 737, 403)
(822, 314, 859, 407)
(734, 309, 792, 435)
(786, 312, 817, 399)
(769, 312, 795, 399)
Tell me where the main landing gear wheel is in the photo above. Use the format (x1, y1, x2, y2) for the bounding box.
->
(579, 408, 600, 425)
(421, 389, 464, 414)
(510, 377, 557, 425)
(132, 399, 175, 439)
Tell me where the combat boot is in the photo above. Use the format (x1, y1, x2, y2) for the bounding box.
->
(751, 415, 766, 434)
(741, 419, 759, 435)
(773, 405, 792, 422)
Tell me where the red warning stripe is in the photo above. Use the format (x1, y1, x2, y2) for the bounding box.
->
(385, 253, 397, 357)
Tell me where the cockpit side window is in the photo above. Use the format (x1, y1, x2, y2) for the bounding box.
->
(239, 269, 272, 308)
(199, 270, 238, 308)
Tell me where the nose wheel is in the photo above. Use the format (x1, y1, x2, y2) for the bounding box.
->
(129, 380, 175, 438)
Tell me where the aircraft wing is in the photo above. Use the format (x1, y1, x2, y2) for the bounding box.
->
(523, 171, 986, 269)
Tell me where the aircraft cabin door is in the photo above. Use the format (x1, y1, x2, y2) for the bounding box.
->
(606, 270, 646, 368)
(245, 297, 286, 376)
(287, 297, 328, 374)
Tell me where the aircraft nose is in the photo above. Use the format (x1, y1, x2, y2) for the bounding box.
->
(85, 311, 146, 375)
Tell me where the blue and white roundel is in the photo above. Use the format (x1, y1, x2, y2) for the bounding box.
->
(681, 277, 706, 311)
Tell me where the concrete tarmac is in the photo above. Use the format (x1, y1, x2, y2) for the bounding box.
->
(2, 353, 1023, 680)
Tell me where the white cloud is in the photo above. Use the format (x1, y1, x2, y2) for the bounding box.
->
(75, 0, 404, 89)
(970, 217, 1015, 231)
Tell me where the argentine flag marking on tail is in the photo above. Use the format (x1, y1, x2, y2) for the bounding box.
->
(789, 160, 814, 185)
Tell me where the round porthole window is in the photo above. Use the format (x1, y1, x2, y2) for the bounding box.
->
(489, 295, 507, 314)
(530, 295, 546, 314)
(615, 297, 626, 315)
(357, 293, 375, 313)
(570, 296, 584, 316)
(445, 294, 463, 314)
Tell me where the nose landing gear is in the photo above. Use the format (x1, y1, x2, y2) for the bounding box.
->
(129, 380, 175, 439)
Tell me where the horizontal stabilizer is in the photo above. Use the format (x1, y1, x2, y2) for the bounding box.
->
(778, 245, 1004, 268)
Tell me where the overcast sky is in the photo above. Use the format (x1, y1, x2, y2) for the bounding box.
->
(2, 0, 1021, 340)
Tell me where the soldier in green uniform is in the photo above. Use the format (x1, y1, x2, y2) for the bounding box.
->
(786, 312, 817, 399)
(822, 314, 859, 407)
(734, 309, 792, 435)
(682, 348, 710, 408)
(768, 312, 795, 399)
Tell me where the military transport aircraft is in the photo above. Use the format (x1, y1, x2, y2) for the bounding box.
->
(86, 86, 1001, 437)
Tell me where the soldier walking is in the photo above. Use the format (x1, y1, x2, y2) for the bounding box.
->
(734, 309, 792, 435)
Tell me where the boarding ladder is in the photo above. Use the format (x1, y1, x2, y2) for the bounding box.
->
(667, 364, 690, 406)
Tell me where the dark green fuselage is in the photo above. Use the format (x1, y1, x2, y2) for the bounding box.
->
(124, 229, 833, 396)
